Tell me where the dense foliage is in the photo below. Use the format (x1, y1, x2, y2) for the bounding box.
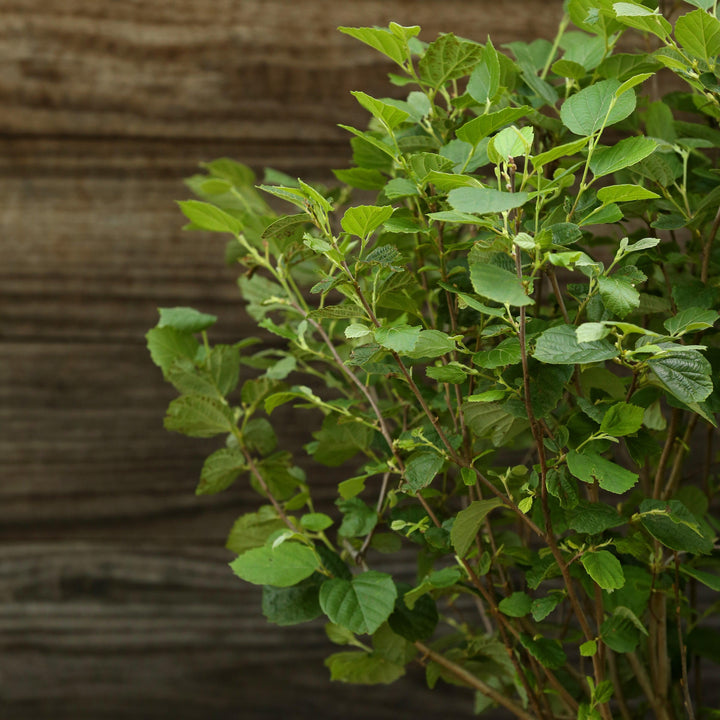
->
(148, 1, 720, 718)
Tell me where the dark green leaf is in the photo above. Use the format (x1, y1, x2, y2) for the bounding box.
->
(197, 448, 246, 495)
(262, 575, 323, 626)
(648, 349, 713, 404)
(164, 395, 235, 438)
(498, 591, 533, 617)
(581, 550, 625, 591)
(325, 651, 405, 685)
(569, 501, 623, 534)
(639, 499, 714, 554)
(519, 633, 567, 669)
(404, 451, 445, 492)
(566, 451, 639, 494)
(533, 325, 619, 364)
(158, 307, 218, 333)
(451, 499, 505, 557)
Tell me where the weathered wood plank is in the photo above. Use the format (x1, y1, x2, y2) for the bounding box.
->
(1, 0, 564, 141)
(0, 544, 479, 720)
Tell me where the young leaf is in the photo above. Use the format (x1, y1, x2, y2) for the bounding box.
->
(320, 571, 398, 635)
(225, 507, 287, 555)
(325, 651, 405, 685)
(230, 541, 320, 587)
(146, 327, 200, 376)
(451, 499, 505, 557)
(467, 39, 500, 103)
(197, 448, 246, 495)
(599, 402, 644, 437)
(418, 34, 483, 89)
(469, 263, 534, 306)
(351, 91, 410, 131)
(596, 184, 660, 204)
(581, 550, 625, 592)
(560, 79, 636, 136)
(177, 200, 242, 235)
(341, 204, 394, 238)
(338, 25, 413, 67)
(519, 634, 567, 669)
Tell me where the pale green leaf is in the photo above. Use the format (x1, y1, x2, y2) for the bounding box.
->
(600, 402, 644, 436)
(351, 91, 410, 131)
(581, 550, 625, 591)
(178, 200, 242, 234)
(596, 184, 660, 203)
(469, 263, 534, 306)
(158, 307, 218, 333)
(230, 541, 319, 587)
(675, 9, 720, 66)
(533, 325, 619, 364)
(448, 187, 531, 216)
(560, 79, 636, 136)
(456, 106, 532, 147)
(341, 204, 394, 238)
(374, 324, 422, 353)
(451, 499, 505, 557)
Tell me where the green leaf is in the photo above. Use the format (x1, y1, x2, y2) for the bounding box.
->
(498, 591, 533, 617)
(613, 2, 671, 39)
(581, 550, 625, 592)
(451, 499, 505, 557)
(597, 276, 640, 319)
(589, 136, 657, 178)
(230, 541, 319, 587)
(491, 125, 534, 161)
(389, 586, 439, 642)
(301, 513, 334, 532)
(473, 337, 522, 369)
(337, 498, 378, 538)
(158, 307, 218, 333)
(262, 576, 323, 626)
(469, 263, 534, 306)
(320, 571, 398, 635)
(404, 451, 445, 492)
(448, 187, 531, 215)
(600, 402, 644, 437)
(197, 448, 246, 495)
(519, 633, 567, 669)
(419, 34, 483, 89)
(648, 349, 713, 403)
(568, 0, 624, 36)
(325, 651, 405, 685)
(339, 25, 414, 67)
(351, 91, 410, 131)
(675, 9, 720, 66)
(374, 324, 422, 353)
(467, 39, 500, 103)
(569, 501, 623, 534)
(596, 184, 660, 204)
(178, 200, 242, 234)
(146, 327, 199, 376)
(566, 451, 639, 494)
(601, 610, 641, 653)
(680, 566, 720, 591)
(225, 507, 287, 555)
(164, 395, 235, 438)
(639, 499, 714, 554)
(552, 59, 588, 79)
(531, 593, 564, 622)
(580, 640, 598, 657)
(406, 330, 456, 359)
(531, 137, 590, 169)
(560, 79, 636, 136)
(333, 167, 387, 190)
(313, 416, 371, 467)
(533, 325, 619, 364)
(456, 106, 532, 147)
(426, 364, 467, 384)
(664, 308, 718, 336)
(384, 178, 419, 199)
(341, 204, 394, 239)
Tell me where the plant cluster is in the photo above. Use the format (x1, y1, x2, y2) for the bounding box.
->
(148, 1, 720, 718)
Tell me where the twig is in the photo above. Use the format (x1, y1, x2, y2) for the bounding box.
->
(675, 552, 696, 720)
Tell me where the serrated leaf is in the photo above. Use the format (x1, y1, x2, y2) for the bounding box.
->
(639, 499, 714, 554)
(320, 571, 398, 635)
(341, 204, 394, 239)
(597, 275, 640, 319)
(164, 395, 235, 438)
(262, 576, 323, 626)
(146, 327, 200, 376)
(648, 349, 713, 403)
(451, 499, 504, 557)
(197, 448, 246, 495)
(406, 330, 456, 359)
(158, 307, 217, 333)
(498, 592, 533, 617)
(566, 450, 639, 494)
(531, 593, 564, 622)
(590, 136, 657, 178)
(230, 541, 319, 587)
(178, 200, 242, 234)
(664, 308, 718, 336)
(473, 337, 522, 369)
(519, 634, 567, 669)
(533, 324, 619, 364)
(581, 550, 625, 591)
(675, 9, 720, 66)
(600, 402, 644, 436)
(560, 79, 636, 136)
(225, 507, 287, 555)
(613, 3, 671, 39)
(426, 364, 467, 384)
(374, 324, 421, 353)
(404, 451, 444, 492)
(569, 501, 623, 534)
(469, 263, 534, 306)
(419, 33, 484, 89)
(325, 651, 405, 685)
(448, 187, 531, 215)
(309, 305, 367, 321)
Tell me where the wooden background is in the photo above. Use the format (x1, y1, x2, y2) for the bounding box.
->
(0, 2, 566, 718)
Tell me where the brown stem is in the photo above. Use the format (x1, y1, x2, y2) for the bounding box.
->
(607, 650, 633, 720)
(547, 265, 570, 323)
(662, 414, 698, 500)
(675, 552, 696, 720)
(627, 651, 670, 720)
(701, 205, 720, 284)
(654, 408, 680, 499)
(414, 642, 539, 720)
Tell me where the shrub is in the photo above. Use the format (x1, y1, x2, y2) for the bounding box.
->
(148, 2, 720, 718)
